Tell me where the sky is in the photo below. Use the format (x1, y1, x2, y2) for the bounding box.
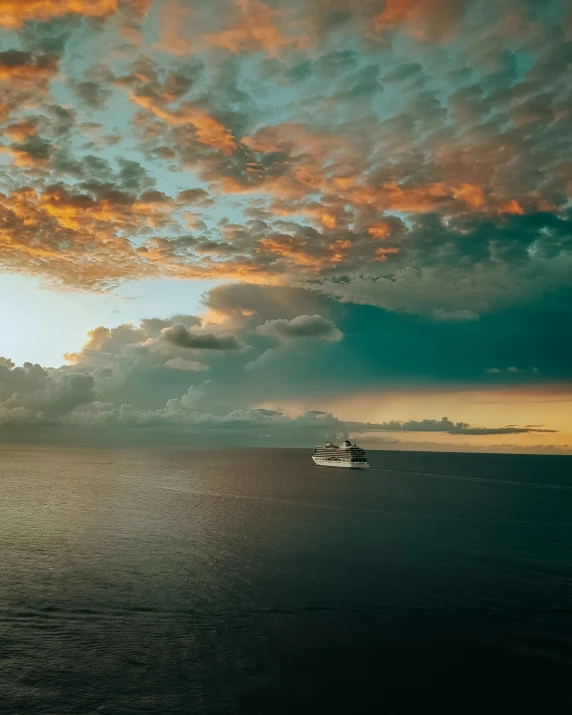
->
(0, 0, 571, 453)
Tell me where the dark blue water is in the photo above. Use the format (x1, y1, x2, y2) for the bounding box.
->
(1, 447, 571, 713)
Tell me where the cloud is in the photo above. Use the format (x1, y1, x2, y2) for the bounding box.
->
(0, 0, 120, 28)
(0, 184, 155, 290)
(50, 281, 572, 421)
(0, 0, 568, 321)
(0, 49, 60, 130)
(374, 0, 470, 40)
(0, 177, 243, 291)
(485, 367, 540, 375)
(177, 189, 214, 206)
(255, 314, 342, 341)
(70, 79, 112, 109)
(0, 49, 58, 82)
(433, 309, 479, 322)
(0, 0, 569, 444)
(68, 399, 353, 449)
(194, 281, 572, 391)
(0, 360, 95, 425)
(63, 314, 205, 368)
(349, 417, 557, 436)
(161, 324, 245, 350)
(160, 0, 308, 57)
(164, 358, 210, 371)
(0, 279, 569, 449)
(1, 352, 557, 447)
(0, 0, 570, 448)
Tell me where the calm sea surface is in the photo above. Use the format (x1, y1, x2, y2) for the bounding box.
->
(1, 447, 571, 714)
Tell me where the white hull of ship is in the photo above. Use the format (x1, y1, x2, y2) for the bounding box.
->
(312, 457, 370, 469)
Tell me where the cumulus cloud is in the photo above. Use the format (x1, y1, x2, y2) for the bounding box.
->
(63, 318, 198, 366)
(0, 280, 565, 448)
(0, 361, 95, 426)
(0, 309, 560, 445)
(255, 314, 342, 341)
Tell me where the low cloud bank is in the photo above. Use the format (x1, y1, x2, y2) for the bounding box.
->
(0, 359, 556, 445)
(348, 417, 557, 436)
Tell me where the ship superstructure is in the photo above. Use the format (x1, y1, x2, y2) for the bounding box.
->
(312, 440, 370, 469)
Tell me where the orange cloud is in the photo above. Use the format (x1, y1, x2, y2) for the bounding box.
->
(375, 0, 466, 40)
(500, 200, 524, 215)
(4, 120, 38, 143)
(0, 186, 177, 290)
(343, 180, 490, 215)
(228, 122, 503, 221)
(1, 145, 49, 168)
(376, 0, 415, 26)
(190, 114, 238, 156)
(374, 246, 400, 261)
(130, 0, 151, 15)
(242, 122, 349, 166)
(0, 52, 60, 123)
(368, 223, 391, 239)
(129, 94, 238, 155)
(259, 236, 324, 269)
(328, 239, 352, 263)
(155, 0, 193, 56)
(345, 180, 446, 213)
(37, 186, 176, 232)
(0, 184, 292, 291)
(156, 0, 308, 58)
(0, 0, 119, 27)
(202, 0, 307, 56)
(451, 182, 485, 210)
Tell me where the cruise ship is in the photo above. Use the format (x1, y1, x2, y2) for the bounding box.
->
(312, 440, 370, 469)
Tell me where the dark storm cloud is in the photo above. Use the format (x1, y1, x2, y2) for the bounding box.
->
(203, 283, 337, 322)
(256, 315, 342, 341)
(311, 210, 572, 314)
(199, 283, 572, 389)
(161, 324, 245, 351)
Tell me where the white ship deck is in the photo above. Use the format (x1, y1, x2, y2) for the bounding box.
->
(312, 441, 369, 469)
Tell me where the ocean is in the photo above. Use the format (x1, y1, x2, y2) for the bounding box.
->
(1, 447, 571, 714)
